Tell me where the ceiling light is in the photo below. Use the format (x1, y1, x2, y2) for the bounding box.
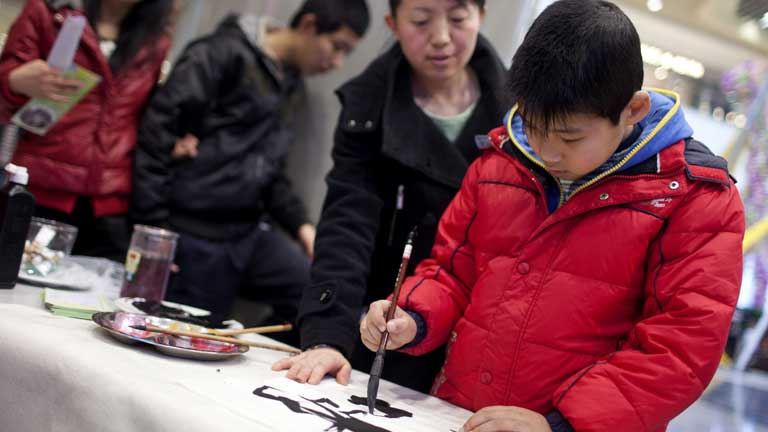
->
(646, 0, 663, 13)
(739, 21, 761, 43)
(760, 12, 768, 29)
(735, 113, 747, 129)
(712, 107, 725, 122)
(640, 43, 705, 79)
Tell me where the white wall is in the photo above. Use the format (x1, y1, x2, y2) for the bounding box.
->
(0, 0, 24, 51)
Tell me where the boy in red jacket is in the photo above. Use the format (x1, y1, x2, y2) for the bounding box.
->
(359, 1, 745, 431)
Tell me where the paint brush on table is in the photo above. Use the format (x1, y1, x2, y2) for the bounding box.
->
(208, 323, 292, 336)
(367, 227, 417, 414)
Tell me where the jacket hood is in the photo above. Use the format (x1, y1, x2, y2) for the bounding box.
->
(503, 89, 693, 200)
(218, 14, 278, 50)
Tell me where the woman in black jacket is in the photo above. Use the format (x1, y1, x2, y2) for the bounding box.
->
(273, 0, 506, 392)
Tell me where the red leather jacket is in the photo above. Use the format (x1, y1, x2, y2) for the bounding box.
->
(399, 92, 745, 431)
(0, 0, 170, 216)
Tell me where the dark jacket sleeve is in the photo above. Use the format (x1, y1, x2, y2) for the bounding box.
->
(263, 171, 310, 236)
(262, 85, 310, 236)
(131, 39, 225, 225)
(297, 90, 384, 355)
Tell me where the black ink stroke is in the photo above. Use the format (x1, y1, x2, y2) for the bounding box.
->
(347, 396, 413, 418)
(253, 386, 392, 432)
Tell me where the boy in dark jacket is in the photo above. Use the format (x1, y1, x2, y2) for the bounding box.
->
(359, 1, 745, 431)
(133, 0, 369, 330)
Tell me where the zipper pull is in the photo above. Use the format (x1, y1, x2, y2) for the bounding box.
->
(387, 184, 405, 246)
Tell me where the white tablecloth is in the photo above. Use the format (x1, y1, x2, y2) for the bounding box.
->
(0, 284, 471, 432)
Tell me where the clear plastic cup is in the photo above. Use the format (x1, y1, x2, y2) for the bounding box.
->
(27, 217, 78, 254)
(120, 225, 178, 302)
(22, 217, 78, 276)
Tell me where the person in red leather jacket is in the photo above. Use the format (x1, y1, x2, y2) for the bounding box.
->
(0, 0, 174, 261)
(360, 1, 745, 431)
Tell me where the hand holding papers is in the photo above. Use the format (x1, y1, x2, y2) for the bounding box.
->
(11, 15, 101, 135)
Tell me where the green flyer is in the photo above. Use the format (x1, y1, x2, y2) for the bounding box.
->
(11, 65, 101, 136)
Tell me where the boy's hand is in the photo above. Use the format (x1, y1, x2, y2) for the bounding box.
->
(461, 406, 552, 432)
(271, 347, 352, 385)
(360, 300, 416, 351)
(8, 59, 81, 101)
(172, 134, 199, 159)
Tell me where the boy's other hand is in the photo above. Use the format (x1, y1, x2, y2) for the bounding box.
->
(460, 406, 552, 432)
(271, 347, 352, 385)
(360, 300, 416, 351)
(297, 223, 316, 257)
(8, 59, 81, 102)
(172, 134, 199, 159)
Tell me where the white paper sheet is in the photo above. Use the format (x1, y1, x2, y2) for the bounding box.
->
(0, 296, 472, 432)
(182, 373, 471, 432)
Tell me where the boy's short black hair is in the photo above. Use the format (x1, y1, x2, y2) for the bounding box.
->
(290, 0, 370, 38)
(389, 0, 485, 15)
(507, 0, 643, 132)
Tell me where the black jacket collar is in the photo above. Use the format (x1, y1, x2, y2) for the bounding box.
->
(215, 14, 301, 91)
(338, 35, 506, 189)
(381, 36, 506, 188)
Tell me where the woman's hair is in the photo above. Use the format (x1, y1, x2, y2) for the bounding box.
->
(83, 0, 174, 72)
(388, 0, 485, 15)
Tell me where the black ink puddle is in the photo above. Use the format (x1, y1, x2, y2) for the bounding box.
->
(253, 386, 415, 432)
(348, 395, 413, 418)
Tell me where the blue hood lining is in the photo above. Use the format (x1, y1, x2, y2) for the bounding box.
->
(503, 89, 693, 208)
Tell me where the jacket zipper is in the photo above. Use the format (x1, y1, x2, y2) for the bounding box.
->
(494, 140, 556, 217)
(499, 150, 684, 222)
(387, 184, 405, 246)
(570, 168, 686, 197)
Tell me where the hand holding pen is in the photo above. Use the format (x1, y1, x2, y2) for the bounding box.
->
(364, 227, 417, 414)
(360, 299, 417, 351)
(360, 227, 419, 352)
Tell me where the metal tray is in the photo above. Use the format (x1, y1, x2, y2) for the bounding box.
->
(92, 311, 249, 361)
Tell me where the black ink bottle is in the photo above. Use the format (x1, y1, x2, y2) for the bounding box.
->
(0, 163, 35, 289)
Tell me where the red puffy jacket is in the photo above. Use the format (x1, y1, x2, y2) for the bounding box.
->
(399, 97, 744, 431)
(0, 0, 170, 216)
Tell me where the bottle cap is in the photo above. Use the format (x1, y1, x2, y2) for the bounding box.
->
(5, 163, 29, 185)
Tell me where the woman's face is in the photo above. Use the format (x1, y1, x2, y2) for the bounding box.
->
(386, 0, 483, 82)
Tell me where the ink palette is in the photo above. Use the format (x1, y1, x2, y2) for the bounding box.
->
(114, 297, 232, 329)
(92, 312, 249, 360)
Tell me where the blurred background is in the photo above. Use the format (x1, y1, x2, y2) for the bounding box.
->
(3, 0, 762, 222)
(2, 0, 768, 430)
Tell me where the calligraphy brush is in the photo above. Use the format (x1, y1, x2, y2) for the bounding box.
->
(208, 323, 292, 336)
(367, 227, 417, 414)
(130, 324, 301, 354)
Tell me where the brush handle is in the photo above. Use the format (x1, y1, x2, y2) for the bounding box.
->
(384, 229, 416, 323)
(209, 323, 293, 336)
(375, 331, 391, 355)
(139, 324, 301, 354)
